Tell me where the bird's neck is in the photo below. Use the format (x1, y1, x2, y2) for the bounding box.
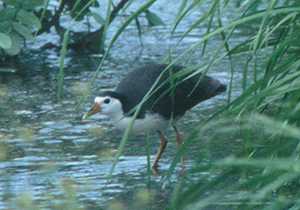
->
(107, 109, 124, 125)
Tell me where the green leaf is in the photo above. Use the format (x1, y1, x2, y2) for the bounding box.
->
(4, 0, 22, 7)
(145, 10, 164, 27)
(91, 12, 105, 25)
(0, 21, 14, 34)
(22, 0, 45, 10)
(0, 32, 12, 49)
(4, 31, 22, 55)
(0, 8, 17, 21)
(12, 22, 34, 41)
(16, 9, 41, 29)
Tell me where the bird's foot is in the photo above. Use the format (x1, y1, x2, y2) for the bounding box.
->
(151, 164, 161, 176)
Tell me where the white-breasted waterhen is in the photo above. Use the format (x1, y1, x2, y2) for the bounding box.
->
(83, 64, 226, 171)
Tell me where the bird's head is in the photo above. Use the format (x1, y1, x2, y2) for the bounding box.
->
(82, 95, 123, 120)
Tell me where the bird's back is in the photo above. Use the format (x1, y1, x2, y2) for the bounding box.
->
(115, 64, 226, 119)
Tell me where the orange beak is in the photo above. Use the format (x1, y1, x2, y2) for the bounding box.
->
(82, 102, 101, 119)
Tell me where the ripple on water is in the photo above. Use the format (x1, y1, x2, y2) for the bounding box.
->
(43, 121, 73, 129)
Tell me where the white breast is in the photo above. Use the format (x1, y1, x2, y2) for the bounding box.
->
(112, 113, 176, 133)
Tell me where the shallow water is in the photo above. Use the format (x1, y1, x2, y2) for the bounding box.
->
(0, 1, 254, 209)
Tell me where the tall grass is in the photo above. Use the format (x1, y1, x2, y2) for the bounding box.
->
(163, 0, 300, 209)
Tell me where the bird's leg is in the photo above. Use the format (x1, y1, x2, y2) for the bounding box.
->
(173, 125, 185, 169)
(151, 130, 168, 171)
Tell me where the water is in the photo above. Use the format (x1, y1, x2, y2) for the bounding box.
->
(0, 1, 250, 209)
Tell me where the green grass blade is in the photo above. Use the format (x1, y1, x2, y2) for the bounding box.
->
(34, 0, 50, 37)
(57, 30, 69, 101)
(57, 0, 101, 101)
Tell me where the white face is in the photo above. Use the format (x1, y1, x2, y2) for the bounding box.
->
(94, 96, 123, 118)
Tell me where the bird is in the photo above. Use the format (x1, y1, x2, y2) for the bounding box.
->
(83, 64, 226, 172)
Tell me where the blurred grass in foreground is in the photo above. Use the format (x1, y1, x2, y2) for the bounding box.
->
(166, 0, 300, 209)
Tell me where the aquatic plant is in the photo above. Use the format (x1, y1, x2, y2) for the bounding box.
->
(0, 0, 164, 57)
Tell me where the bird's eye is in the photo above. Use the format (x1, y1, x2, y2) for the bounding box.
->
(103, 98, 110, 104)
